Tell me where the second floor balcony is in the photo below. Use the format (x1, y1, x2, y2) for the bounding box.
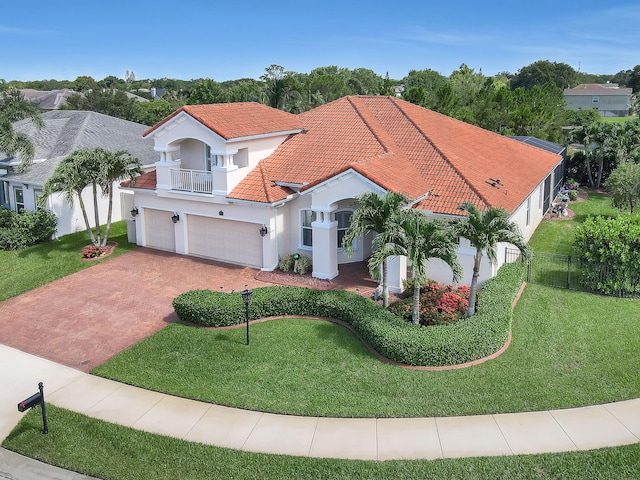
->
(170, 168, 213, 194)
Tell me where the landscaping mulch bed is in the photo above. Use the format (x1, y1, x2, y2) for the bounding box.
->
(81, 241, 118, 260)
(254, 269, 334, 290)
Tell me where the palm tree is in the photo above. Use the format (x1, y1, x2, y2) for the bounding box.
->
(453, 202, 530, 317)
(99, 149, 142, 246)
(371, 209, 462, 325)
(42, 148, 142, 246)
(342, 191, 408, 308)
(41, 151, 98, 244)
(0, 89, 44, 172)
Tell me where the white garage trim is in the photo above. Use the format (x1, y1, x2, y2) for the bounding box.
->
(187, 215, 263, 268)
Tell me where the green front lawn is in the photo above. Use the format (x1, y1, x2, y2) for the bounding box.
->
(5, 406, 640, 480)
(93, 284, 640, 418)
(0, 221, 137, 302)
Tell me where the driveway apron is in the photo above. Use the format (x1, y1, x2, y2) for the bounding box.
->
(0, 248, 274, 372)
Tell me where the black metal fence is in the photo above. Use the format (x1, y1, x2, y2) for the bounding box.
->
(504, 248, 639, 297)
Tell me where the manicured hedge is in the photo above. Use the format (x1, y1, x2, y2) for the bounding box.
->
(172, 262, 525, 367)
(574, 215, 640, 296)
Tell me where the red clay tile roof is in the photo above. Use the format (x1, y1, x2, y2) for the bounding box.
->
(143, 102, 302, 140)
(229, 96, 562, 215)
(122, 170, 156, 189)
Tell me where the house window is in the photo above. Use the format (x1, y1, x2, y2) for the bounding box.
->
(526, 197, 531, 227)
(14, 187, 24, 212)
(335, 210, 353, 249)
(301, 210, 315, 247)
(204, 144, 212, 171)
(539, 184, 543, 210)
(592, 96, 599, 103)
(34, 189, 43, 211)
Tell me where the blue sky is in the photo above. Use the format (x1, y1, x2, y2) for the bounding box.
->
(3, 1, 639, 82)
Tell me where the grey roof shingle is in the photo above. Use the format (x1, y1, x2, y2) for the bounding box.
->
(0, 110, 157, 185)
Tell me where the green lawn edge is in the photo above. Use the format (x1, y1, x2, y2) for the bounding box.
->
(4, 407, 640, 480)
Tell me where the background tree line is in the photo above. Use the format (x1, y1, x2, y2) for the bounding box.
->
(3, 60, 640, 201)
(1, 60, 638, 137)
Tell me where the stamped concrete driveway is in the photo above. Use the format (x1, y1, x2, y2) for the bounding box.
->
(0, 248, 275, 372)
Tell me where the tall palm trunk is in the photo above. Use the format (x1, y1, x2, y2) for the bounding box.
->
(411, 267, 421, 325)
(585, 154, 595, 188)
(466, 252, 482, 317)
(92, 183, 101, 245)
(101, 188, 114, 247)
(77, 194, 97, 245)
(382, 258, 389, 308)
(596, 154, 604, 189)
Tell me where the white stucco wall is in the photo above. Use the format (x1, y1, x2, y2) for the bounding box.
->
(3, 179, 127, 238)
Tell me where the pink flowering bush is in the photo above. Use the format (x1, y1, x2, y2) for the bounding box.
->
(388, 280, 470, 326)
(82, 245, 106, 258)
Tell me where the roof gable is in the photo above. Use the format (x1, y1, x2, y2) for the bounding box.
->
(143, 102, 303, 140)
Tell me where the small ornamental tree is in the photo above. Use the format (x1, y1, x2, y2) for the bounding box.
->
(605, 162, 640, 214)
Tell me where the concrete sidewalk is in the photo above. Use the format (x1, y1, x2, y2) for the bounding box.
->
(3, 344, 640, 463)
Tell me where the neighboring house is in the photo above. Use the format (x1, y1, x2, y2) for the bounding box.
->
(563, 83, 633, 117)
(19, 89, 76, 110)
(0, 110, 157, 237)
(125, 96, 563, 290)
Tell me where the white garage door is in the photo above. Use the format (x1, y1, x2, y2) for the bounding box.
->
(145, 209, 176, 252)
(188, 215, 263, 268)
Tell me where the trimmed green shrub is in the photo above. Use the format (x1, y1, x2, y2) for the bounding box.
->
(574, 215, 640, 295)
(295, 255, 312, 274)
(172, 262, 525, 367)
(279, 253, 312, 274)
(279, 254, 295, 272)
(568, 189, 579, 201)
(0, 208, 57, 250)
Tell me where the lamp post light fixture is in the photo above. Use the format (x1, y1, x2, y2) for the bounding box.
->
(241, 285, 253, 346)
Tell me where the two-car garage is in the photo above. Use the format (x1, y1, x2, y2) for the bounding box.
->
(143, 209, 263, 268)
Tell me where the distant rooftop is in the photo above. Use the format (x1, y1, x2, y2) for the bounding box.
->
(563, 84, 633, 96)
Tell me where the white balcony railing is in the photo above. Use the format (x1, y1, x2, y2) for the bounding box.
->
(170, 169, 213, 194)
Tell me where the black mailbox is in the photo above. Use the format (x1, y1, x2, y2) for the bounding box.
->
(18, 391, 42, 412)
(17, 382, 48, 434)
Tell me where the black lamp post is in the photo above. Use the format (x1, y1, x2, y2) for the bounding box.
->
(241, 285, 253, 346)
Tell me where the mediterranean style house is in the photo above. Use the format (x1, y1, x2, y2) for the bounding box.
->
(124, 96, 564, 290)
(563, 83, 633, 117)
(0, 110, 157, 237)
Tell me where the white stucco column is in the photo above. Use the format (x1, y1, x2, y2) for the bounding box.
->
(154, 146, 181, 191)
(311, 210, 338, 280)
(386, 255, 407, 293)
